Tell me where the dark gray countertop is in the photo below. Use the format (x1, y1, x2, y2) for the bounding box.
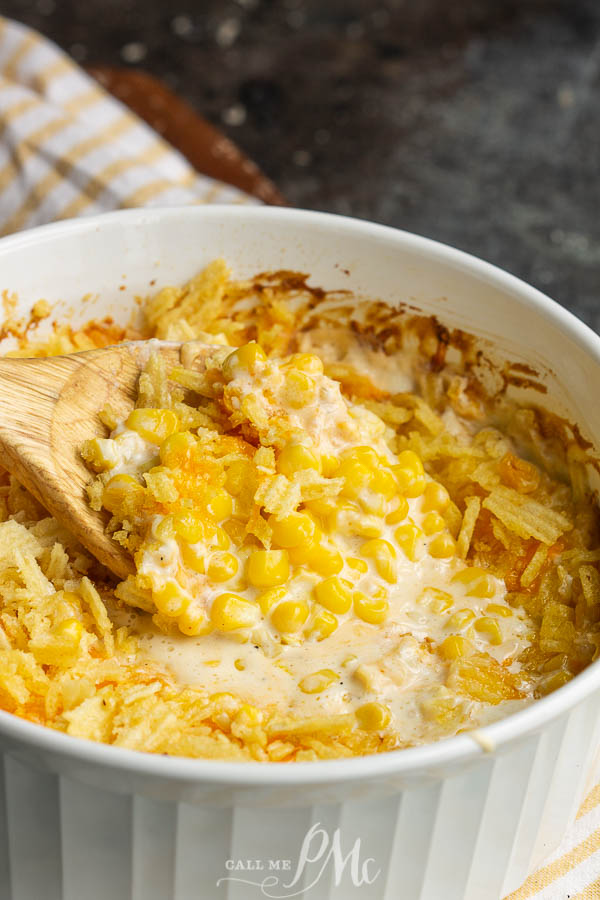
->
(3, 0, 600, 328)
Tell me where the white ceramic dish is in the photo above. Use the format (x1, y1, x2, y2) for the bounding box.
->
(0, 206, 599, 900)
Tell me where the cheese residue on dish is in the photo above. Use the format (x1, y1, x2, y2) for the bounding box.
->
(83, 341, 533, 744)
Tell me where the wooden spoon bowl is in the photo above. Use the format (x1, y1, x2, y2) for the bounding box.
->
(0, 342, 186, 580)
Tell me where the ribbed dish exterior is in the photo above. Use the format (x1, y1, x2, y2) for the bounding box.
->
(1, 692, 599, 900)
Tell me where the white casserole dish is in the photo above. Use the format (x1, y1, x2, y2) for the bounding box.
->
(0, 206, 599, 900)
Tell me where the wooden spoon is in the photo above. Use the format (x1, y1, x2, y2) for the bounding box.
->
(0, 341, 188, 581)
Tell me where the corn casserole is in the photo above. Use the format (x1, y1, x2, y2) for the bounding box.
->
(0, 260, 599, 761)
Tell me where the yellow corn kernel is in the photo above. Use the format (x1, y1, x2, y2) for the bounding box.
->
(342, 446, 380, 467)
(314, 576, 353, 614)
(154, 582, 190, 617)
(232, 703, 263, 738)
(361, 537, 395, 558)
(394, 522, 423, 561)
(234, 658, 246, 671)
(160, 431, 196, 467)
(269, 512, 315, 548)
(391, 465, 411, 491)
(466, 574, 496, 599)
(180, 542, 205, 574)
(393, 452, 426, 495)
(247, 549, 289, 588)
(404, 476, 427, 498)
(154, 515, 175, 541)
(355, 702, 391, 731)
(299, 669, 339, 694)
(288, 534, 317, 565)
(448, 608, 476, 630)
(360, 539, 397, 583)
(277, 444, 321, 477)
(422, 481, 450, 513)
(54, 618, 84, 644)
(207, 551, 239, 583)
(179, 607, 212, 636)
(211, 593, 260, 630)
(439, 634, 470, 660)
(271, 600, 309, 633)
(332, 503, 383, 538)
(357, 492, 386, 517)
(370, 466, 397, 499)
(320, 454, 339, 477)
(304, 608, 338, 641)
(222, 341, 266, 379)
(303, 498, 334, 519)
(284, 369, 317, 407)
(353, 591, 389, 625)
(422, 512, 446, 536)
(81, 437, 118, 472)
(451, 566, 487, 584)
(418, 587, 453, 614)
(102, 473, 143, 514)
(286, 353, 324, 375)
(225, 458, 254, 496)
(257, 586, 287, 615)
(306, 543, 344, 577)
(346, 557, 368, 575)
(126, 408, 179, 445)
(486, 603, 513, 618)
(206, 489, 233, 521)
(211, 527, 231, 550)
(429, 533, 456, 559)
(397, 450, 425, 477)
(172, 509, 206, 544)
(338, 459, 373, 500)
(474, 616, 503, 645)
(386, 496, 409, 525)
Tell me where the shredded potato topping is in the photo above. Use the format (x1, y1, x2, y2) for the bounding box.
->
(0, 260, 598, 762)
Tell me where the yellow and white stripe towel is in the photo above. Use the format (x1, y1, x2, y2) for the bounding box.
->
(505, 784, 600, 900)
(0, 13, 599, 900)
(0, 16, 252, 236)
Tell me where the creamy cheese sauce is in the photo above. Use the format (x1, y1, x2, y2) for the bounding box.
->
(102, 344, 536, 744)
(104, 427, 159, 475)
(123, 601, 530, 744)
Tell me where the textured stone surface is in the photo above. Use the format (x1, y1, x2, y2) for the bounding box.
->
(3, 0, 600, 326)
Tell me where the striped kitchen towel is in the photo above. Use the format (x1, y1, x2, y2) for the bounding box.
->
(0, 16, 253, 235)
(505, 783, 600, 900)
(0, 13, 599, 900)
